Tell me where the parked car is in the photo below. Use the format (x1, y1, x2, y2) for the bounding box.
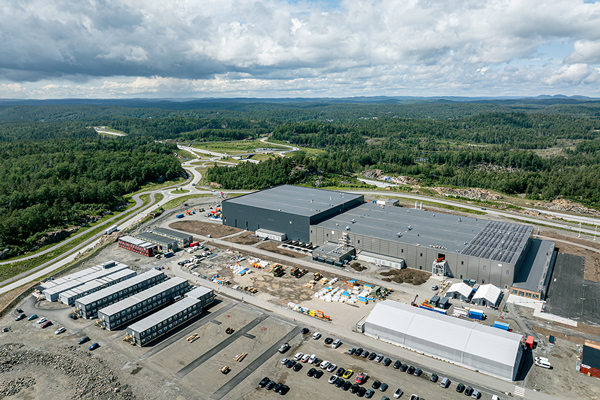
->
(312, 332, 322, 340)
(464, 386, 474, 396)
(40, 321, 52, 329)
(380, 383, 389, 392)
(27, 314, 38, 321)
(281, 357, 289, 365)
(324, 337, 333, 344)
(383, 358, 392, 366)
(55, 327, 66, 335)
(430, 374, 438, 382)
(393, 360, 402, 369)
(471, 390, 481, 399)
(372, 381, 381, 390)
(361, 350, 370, 358)
(335, 378, 345, 387)
(320, 360, 330, 369)
(354, 347, 363, 356)
(301, 327, 310, 335)
(88, 343, 100, 351)
(365, 389, 375, 398)
(286, 360, 296, 368)
(343, 369, 353, 379)
(456, 383, 465, 393)
(278, 343, 290, 353)
(414, 368, 422, 377)
(326, 363, 337, 372)
(341, 381, 352, 391)
(293, 352, 303, 361)
(314, 370, 324, 379)
(357, 386, 366, 397)
(400, 364, 409, 372)
(293, 363, 303, 372)
(15, 314, 26, 321)
(375, 354, 384, 363)
(273, 382, 283, 393)
(332, 339, 342, 348)
(409, 395, 419, 400)
(308, 354, 317, 364)
(312, 358, 322, 366)
(259, 377, 270, 388)
(265, 381, 276, 390)
(368, 352, 377, 361)
(348, 347, 356, 355)
(440, 377, 451, 388)
(301, 354, 310, 363)
(278, 385, 289, 395)
(329, 375, 338, 384)
(432, 285, 439, 290)
(37, 317, 47, 324)
(350, 384, 360, 394)
(407, 366, 416, 375)
(307, 368, 317, 377)
(356, 372, 368, 384)
(394, 388, 404, 398)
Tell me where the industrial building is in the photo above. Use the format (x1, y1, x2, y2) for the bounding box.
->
(363, 300, 523, 381)
(59, 268, 137, 305)
(76, 269, 165, 319)
(151, 227, 193, 247)
(98, 277, 190, 330)
(42, 262, 130, 302)
(220, 185, 556, 293)
(581, 341, 600, 379)
(118, 236, 157, 257)
(126, 286, 215, 346)
(136, 232, 179, 252)
(221, 185, 364, 243)
(472, 284, 503, 307)
(446, 282, 475, 302)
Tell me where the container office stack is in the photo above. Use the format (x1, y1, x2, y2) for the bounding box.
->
(98, 277, 190, 330)
(76, 269, 165, 319)
(59, 268, 137, 305)
(127, 286, 215, 346)
(42, 262, 130, 302)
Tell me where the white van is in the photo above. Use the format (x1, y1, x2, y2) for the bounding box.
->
(534, 359, 552, 369)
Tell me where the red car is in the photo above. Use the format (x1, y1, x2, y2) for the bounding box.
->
(40, 321, 52, 329)
(356, 372, 368, 384)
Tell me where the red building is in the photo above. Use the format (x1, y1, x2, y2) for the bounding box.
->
(118, 236, 157, 257)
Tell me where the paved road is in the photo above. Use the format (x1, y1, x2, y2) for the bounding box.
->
(211, 325, 303, 400)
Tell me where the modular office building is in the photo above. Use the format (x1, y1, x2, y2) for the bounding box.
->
(76, 269, 165, 319)
(43, 262, 130, 302)
(59, 268, 137, 305)
(136, 232, 179, 252)
(152, 227, 193, 247)
(127, 286, 215, 346)
(364, 300, 523, 381)
(98, 277, 190, 330)
(37, 260, 122, 292)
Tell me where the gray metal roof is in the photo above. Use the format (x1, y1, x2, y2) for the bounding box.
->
(76, 269, 164, 306)
(223, 184, 363, 218)
(315, 203, 490, 254)
(136, 232, 177, 247)
(98, 277, 188, 317)
(42, 263, 130, 296)
(186, 286, 213, 300)
(128, 296, 200, 333)
(461, 221, 532, 265)
(119, 235, 156, 249)
(364, 300, 522, 379)
(59, 269, 136, 299)
(39, 265, 104, 290)
(152, 227, 192, 241)
(512, 239, 555, 292)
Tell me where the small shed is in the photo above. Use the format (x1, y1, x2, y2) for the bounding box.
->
(430, 295, 441, 307)
(445, 282, 474, 301)
(438, 297, 450, 309)
(472, 284, 502, 307)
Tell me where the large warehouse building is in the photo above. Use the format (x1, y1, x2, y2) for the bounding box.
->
(221, 185, 555, 291)
(364, 300, 524, 381)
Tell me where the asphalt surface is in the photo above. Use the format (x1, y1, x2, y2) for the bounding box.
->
(174, 314, 266, 379)
(545, 253, 600, 326)
(211, 325, 303, 400)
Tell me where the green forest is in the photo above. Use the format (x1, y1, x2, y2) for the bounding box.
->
(0, 134, 184, 253)
(3, 99, 600, 255)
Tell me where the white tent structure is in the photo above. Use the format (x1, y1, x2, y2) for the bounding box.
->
(445, 282, 474, 301)
(472, 284, 502, 307)
(364, 300, 523, 381)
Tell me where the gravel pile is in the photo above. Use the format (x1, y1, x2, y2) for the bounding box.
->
(0, 376, 35, 397)
(0, 343, 135, 400)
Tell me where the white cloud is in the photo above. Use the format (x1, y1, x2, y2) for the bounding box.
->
(1, 0, 600, 97)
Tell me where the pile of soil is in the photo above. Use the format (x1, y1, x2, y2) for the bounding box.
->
(380, 268, 430, 285)
(169, 221, 242, 238)
(350, 262, 367, 272)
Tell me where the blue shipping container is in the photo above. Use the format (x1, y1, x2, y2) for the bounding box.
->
(468, 310, 483, 320)
(176, 214, 184, 218)
(492, 321, 510, 331)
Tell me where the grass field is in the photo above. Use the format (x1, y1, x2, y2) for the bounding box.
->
(193, 140, 286, 154)
(175, 148, 197, 160)
(124, 177, 186, 198)
(159, 194, 214, 210)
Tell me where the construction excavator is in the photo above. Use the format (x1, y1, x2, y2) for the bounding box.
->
(411, 295, 419, 307)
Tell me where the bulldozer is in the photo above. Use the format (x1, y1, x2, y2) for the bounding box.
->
(273, 265, 285, 277)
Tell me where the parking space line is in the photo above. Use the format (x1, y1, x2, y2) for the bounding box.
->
(174, 314, 266, 379)
(211, 325, 303, 400)
(140, 301, 236, 360)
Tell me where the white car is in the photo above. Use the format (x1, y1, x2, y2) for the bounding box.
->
(301, 354, 311, 363)
(280, 358, 289, 365)
(320, 360, 330, 369)
(37, 317, 47, 324)
(326, 363, 337, 373)
(328, 375, 338, 384)
(293, 352, 303, 361)
(308, 354, 317, 364)
(332, 339, 342, 348)
(55, 327, 66, 335)
(312, 332, 322, 340)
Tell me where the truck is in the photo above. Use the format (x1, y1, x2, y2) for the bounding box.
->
(176, 213, 184, 218)
(105, 225, 118, 235)
(164, 251, 174, 258)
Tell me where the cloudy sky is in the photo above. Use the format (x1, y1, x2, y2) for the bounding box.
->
(2, 0, 600, 99)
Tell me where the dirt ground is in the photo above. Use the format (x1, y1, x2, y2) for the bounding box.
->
(349, 262, 367, 272)
(169, 221, 242, 238)
(256, 242, 307, 259)
(380, 267, 431, 285)
(532, 325, 586, 345)
(223, 231, 260, 245)
(539, 231, 600, 282)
